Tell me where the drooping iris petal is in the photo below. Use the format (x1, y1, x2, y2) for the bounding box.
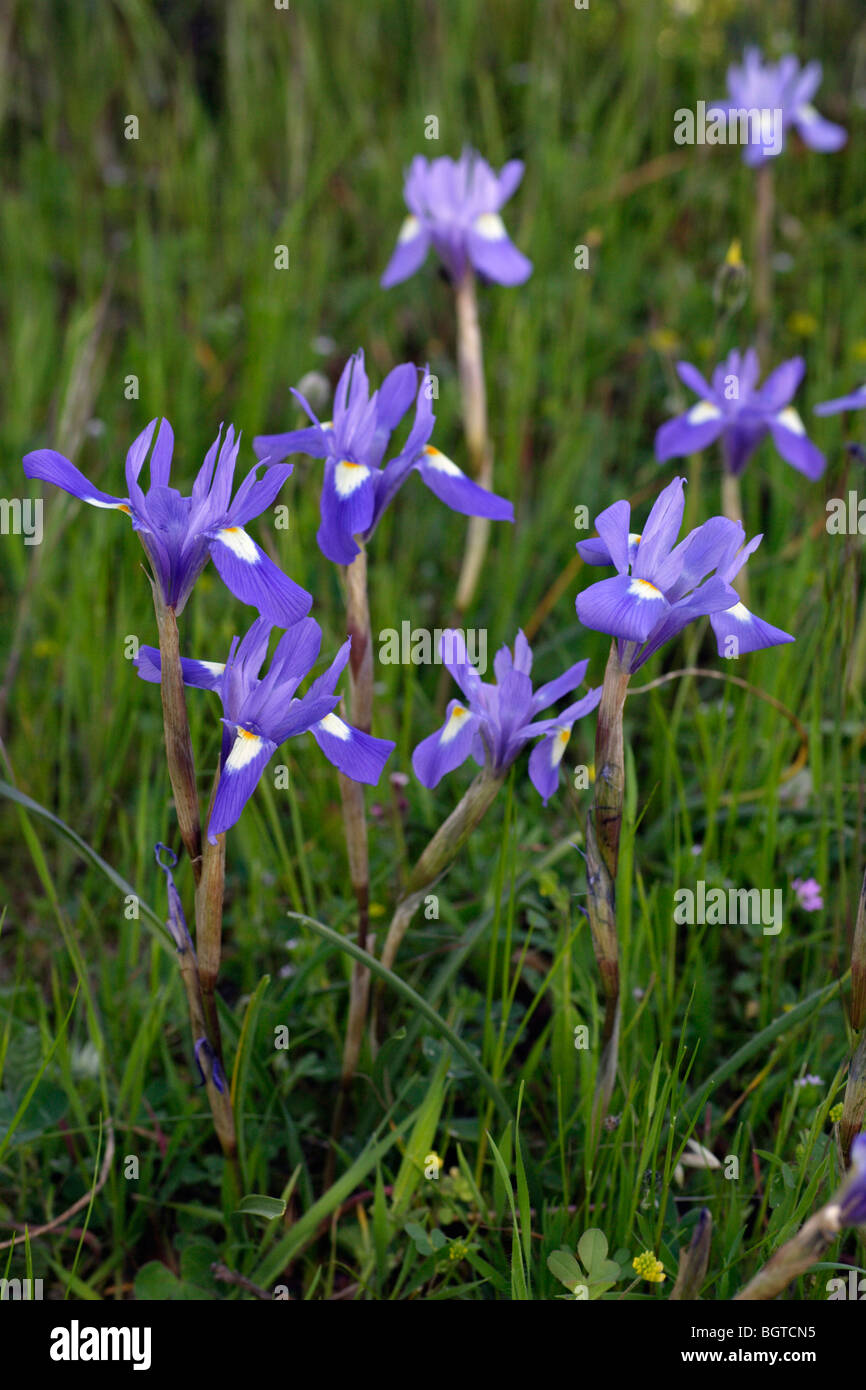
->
(578, 572, 671, 644)
(381, 215, 433, 288)
(767, 410, 826, 479)
(23, 449, 131, 512)
(208, 728, 279, 841)
(412, 699, 480, 788)
(528, 726, 573, 805)
(655, 405, 726, 462)
(416, 445, 514, 519)
(208, 526, 312, 625)
(311, 714, 394, 784)
(466, 217, 532, 285)
(710, 602, 794, 656)
(135, 646, 226, 691)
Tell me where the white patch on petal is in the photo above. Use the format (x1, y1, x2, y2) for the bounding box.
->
(686, 401, 723, 425)
(551, 727, 571, 767)
(199, 661, 226, 677)
(86, 498, 131, 512)
(441, 704, 472, 744)
(225, 728, 264, 772)
(797, 103, 818, 125)
(217, 526, 259, 562)
(628, 578, 663, 600)
(423, 445, 463, 476)
(398, 215, 421, 243)
(319, 713, 351, 741)
(775, 406, 805, 436)
(727, 602, 752, 623)
(334, 460, 371, 498)
(472, 212, 507, 241)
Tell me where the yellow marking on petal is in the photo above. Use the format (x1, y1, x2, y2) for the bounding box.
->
(319, 712, 351, 741)
(687, 400, 722, 425)
(629, 578, 662, 599)
(472, 212, 507, 241)
(217, 526, 259, 562)
(398, 214, 421, 243)
(116, 503, 132, 514)
(423, 445, 462, 476)
(225, 728, 264, 772)
(334, 459, 371, 497)
(552, 727, 571, 767)
(776, 406, 805, 436)
(441, 704, 471, 744)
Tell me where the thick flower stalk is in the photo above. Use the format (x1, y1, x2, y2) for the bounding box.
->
(576, 478, 793, 1111)
(378, 630, 600, 987)
(840, 868, 866, 1162)
(156, 844, 240, 1194)
(734, 1136, 866, 1300)
(379, 149, 531, 614)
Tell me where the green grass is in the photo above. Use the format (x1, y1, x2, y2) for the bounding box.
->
(1, 0, 864, 1300)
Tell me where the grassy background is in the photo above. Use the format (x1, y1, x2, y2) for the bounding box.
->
(1, 0, 864, 1300)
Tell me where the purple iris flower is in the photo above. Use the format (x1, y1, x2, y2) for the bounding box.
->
(380, 148, 532, 288)
(412, 630, 601, 805)
(23, 418, 310, 623)
(655, 350, 825, 480)
(253, 350, 513, 566)
(576, 477, 794, 674)
(840, 1134, 866, 1226)
(719, 48, 846, 165)
(814, 384, 866, 416)
(135, 615, 394, 841)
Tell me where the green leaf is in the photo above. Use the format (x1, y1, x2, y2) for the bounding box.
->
(578, 1228, 609, 1277)
(547, 1249, 582, 1289)
(237, 1194, 287, 1220)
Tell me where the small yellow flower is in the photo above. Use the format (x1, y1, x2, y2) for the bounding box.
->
(787, 311, 818, 338)
(649, 327, 681, 354)
(830, 1102, 844, 1124)
(853, 339, 866, 362)
(449, 1239, 469, 1262)
(633, 1250, 666, 1283)
(368, 901, 386, 919)
(725, 238, 743, 267)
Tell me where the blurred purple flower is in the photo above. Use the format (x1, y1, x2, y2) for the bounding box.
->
(815, 384, 866, 416)
(792, 876, 824, 911)
(136, 616, 394, 841)
(655, 350, 825, 480)
(381, 148, 532, 288)
(23, 419, 310, 623)
(840, 1134, 866, 1225)
(254, 350, 513, 565)
(719, 48, 846, 166)
(412, 630, 600, 804)
(576, 477, 794, 673)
